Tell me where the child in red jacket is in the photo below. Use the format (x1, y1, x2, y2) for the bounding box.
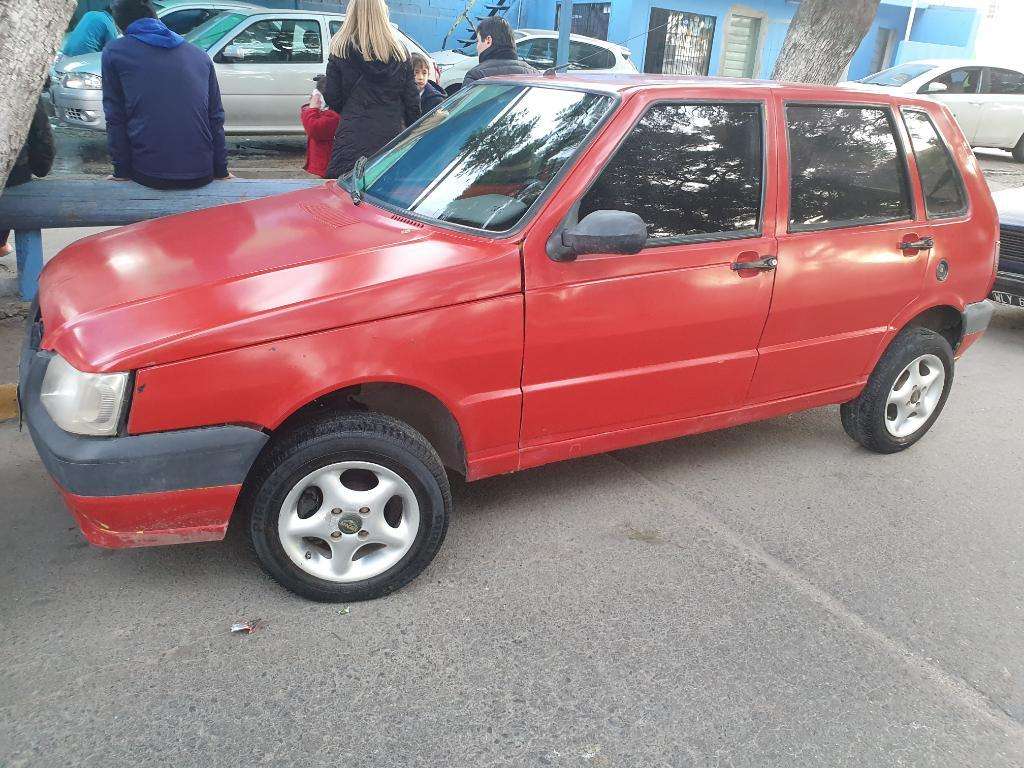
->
(300, 79, 340, 178)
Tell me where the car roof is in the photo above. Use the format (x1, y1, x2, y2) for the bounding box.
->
(155, 0, 260, 8)
(516, 28, 622, 46)
(487, 72, 947, 102)
(888, 59, 1021, 71)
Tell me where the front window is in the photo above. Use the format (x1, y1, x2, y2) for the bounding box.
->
(216, 18, 322, 64)
(579, 102, 764, 241)
(359, 84, 614, 232)
(185, 12, 247, 51)
(860, 62, 934, 86)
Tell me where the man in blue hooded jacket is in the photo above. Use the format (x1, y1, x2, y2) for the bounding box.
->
(101, 0, 229, 189)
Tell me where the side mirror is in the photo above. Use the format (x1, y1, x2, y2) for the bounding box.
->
(219, 44, 244, 62)
(925, 81, 948, 94)
(555, 210, 647, 261)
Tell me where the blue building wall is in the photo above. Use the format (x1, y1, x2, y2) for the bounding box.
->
(512, 0, 978, 80)
(70, 0, 979, 74)
(909, 5, 980, 48)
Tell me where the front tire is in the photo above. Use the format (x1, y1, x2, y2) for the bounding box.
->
(1013, 133, 1024, 163)
(246, 412, 450, 602)
(841, 327, 954, 454)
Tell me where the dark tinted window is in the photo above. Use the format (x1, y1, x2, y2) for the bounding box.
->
(517, 37, 557, 69)
(787, 105, 911, 231)
(987, 68, 1024, 95)
(569, 41, 615, 70)
(579, 103, 763, 241)
(161, 9, 217, 34)
(902, 110, 967, 218)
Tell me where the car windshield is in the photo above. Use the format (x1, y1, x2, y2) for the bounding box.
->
(861, 62, 936, 86)
(357, 84, 613, 232)
(185, 11, 247, 51)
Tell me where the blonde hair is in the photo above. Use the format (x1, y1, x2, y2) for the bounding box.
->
(330, 0, 407, 63)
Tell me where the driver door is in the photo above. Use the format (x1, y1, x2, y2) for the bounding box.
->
(921, 66, 984, 144)
(519, 94, 779, 456)
(212, 16, 324, 132)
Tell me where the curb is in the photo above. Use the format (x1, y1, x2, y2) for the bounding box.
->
(0, 383, 17, 422)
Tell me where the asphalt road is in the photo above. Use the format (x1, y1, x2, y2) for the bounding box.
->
(1, 304, 1023, 767)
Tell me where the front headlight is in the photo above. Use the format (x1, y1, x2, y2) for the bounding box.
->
(40, 355, 129, 436)
(62, 72, 102, 90)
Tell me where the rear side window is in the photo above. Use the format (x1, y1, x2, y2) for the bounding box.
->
(787, 105, 912, 231)
(901, 109, 967, 218)
(579, 102, 763, 241)
(986, 68, 1024, 95)
(569, 41, 615, 70)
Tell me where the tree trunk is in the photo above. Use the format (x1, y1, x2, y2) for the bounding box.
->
(0, 0, 77, 188)
(772, 0, 882, 85)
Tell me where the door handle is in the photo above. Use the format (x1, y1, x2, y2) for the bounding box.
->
(731, 256, 777, 271)
(899, 236, 934, 252)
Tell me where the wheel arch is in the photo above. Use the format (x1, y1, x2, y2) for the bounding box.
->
(266, 380, 468, 477)
(862, 302, 965, 380)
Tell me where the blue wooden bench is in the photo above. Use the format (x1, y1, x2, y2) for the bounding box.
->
(0, 178, 324, 300)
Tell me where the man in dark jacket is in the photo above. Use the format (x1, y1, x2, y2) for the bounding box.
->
(462, 17, 536, 87)
(101, 0, 229, 189)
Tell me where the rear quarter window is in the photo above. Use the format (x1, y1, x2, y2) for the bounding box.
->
(786, 104, 912, 232)
(901, 109, 968, 218)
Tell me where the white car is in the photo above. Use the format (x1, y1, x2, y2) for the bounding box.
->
(844, 60, 1024, 161)
(431, 28, 637, 94)
(51, 7, 436, 134)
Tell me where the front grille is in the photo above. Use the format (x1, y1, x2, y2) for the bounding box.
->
(1000, 225, 1024, 264)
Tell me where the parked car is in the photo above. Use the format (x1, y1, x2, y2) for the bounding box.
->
(51, 8, 437, 134)
(431, 28, 636, 94)
(47, 1, 255, 111)
(991, 186, 1024, 307)
(844, 60, 1024, 161)
(21, 75, 997, 601)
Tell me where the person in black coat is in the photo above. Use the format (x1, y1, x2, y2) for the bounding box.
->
(462, 16, 537, 87)
(322, 0, 421, 179)
(1, 99, 55, 255)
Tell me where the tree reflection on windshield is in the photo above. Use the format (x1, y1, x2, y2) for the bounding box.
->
(363, 84, 613, 232)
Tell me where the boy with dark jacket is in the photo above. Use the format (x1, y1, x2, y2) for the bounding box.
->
(101, 0, 229, 189)
(410, 52, 445, 113)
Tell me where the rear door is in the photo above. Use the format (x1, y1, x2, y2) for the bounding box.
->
(747, 96, 929, 402)
(975, 67, 1024, 150)
(212, 15, 324, 132)
(520, 92, 779, 451)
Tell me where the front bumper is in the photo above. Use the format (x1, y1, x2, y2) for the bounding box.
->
(19, 313, 268, 547)
(50, 82, 105, 131)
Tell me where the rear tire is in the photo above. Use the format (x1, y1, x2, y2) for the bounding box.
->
(245, 412, 450, 602)
(1013, 134, 1024, 163)
(840, 327, 954, 454)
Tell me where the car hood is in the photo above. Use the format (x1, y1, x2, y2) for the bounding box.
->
(55, 51, 102, 77)
(430, 49, 473, 66)
(39, 184, 521, 372)
(995, 186, 1024, 228)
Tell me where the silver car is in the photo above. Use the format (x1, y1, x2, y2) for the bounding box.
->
(431, 28, 637, 94)
(51, 7, 435, 134)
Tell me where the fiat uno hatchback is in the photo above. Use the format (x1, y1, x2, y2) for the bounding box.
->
(21, 75, 998, 601)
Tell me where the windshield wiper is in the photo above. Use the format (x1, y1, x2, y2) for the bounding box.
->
(350, 156, 367, 206)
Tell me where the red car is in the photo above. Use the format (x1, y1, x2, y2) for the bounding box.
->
(20, 75, 997, 601)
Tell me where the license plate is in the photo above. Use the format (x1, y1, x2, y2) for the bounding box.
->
(990, 290, 1024, 308)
